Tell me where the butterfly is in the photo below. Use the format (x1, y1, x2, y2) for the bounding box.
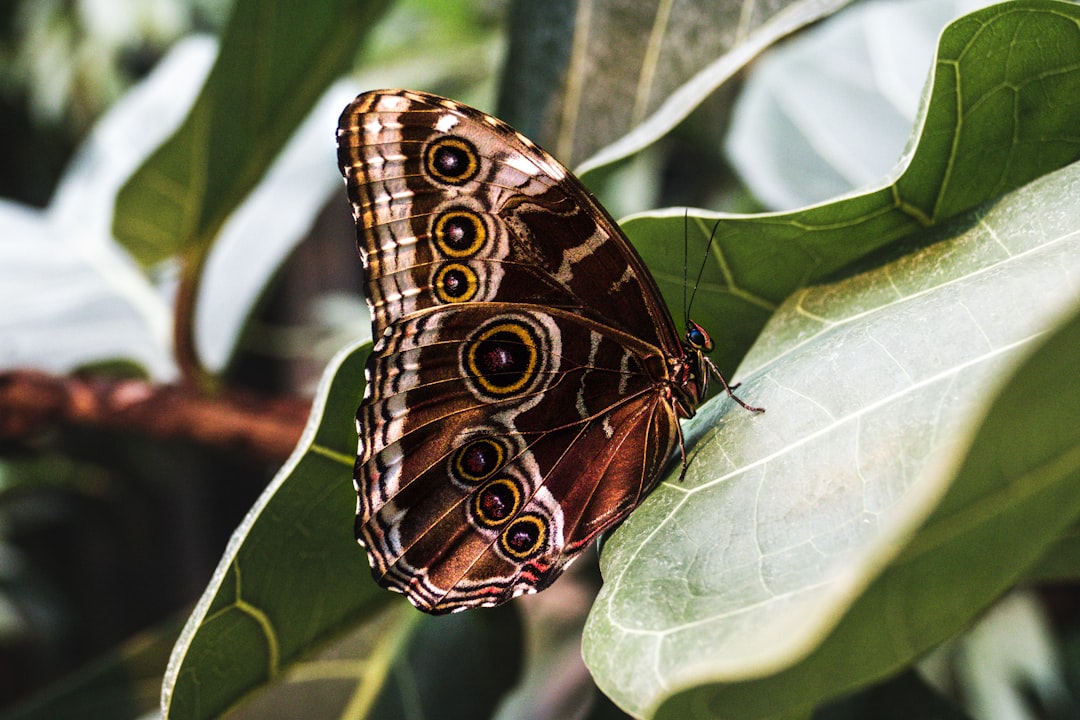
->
(336, 89, 761, 614)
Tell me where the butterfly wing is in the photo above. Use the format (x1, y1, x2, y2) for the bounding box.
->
(355, 304, 681, 612)
(337, 90, 695, 613)
(337, 89, 681, 353)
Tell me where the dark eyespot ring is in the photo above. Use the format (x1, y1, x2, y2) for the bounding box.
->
(424, 136, 480, 185)
(432, 210, 486, 257)
(472, 478, 522, 528)
(465, 321, 539, 396)
(451, 437, 505, 484)
(433, 263, 479, 303)
(499, 513, 547, 559)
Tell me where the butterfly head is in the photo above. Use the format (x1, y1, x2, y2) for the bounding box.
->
(668, 321, 714, 418)
(684, 320, 714, 353)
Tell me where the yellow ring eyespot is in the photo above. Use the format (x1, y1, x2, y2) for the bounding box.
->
(465, 321, 538, 396)
(432, 210, 486, 258)
(424, 136, 479, 185)
(452, 438, 505, 484)
(499, 514, 547, 559)
(433, 263, 479, 303)
(472, 478, 522, 528)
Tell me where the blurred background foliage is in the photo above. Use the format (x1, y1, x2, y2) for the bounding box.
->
(0, 0, 230, 206)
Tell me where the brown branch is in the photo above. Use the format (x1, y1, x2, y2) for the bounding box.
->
(0, 370, 312, 464)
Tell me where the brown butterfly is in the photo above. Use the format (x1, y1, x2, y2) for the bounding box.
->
(336, 89, 760, 614)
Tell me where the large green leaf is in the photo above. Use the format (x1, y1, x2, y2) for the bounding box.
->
(0, 37, 217, 380)
(500, 0, 854, 168)
(161, 343, 382, 718)
(627, 0, 1080, 379)
(112, 0, 389, 268)
(584, 119, 1080, 720)
(217, 601, 522, 719)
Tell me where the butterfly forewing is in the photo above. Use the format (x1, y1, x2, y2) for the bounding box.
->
(337, 89, 701, 613)
(337, 90, 679, 351)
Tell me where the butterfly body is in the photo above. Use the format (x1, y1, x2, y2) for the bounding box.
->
(337, 90, 728, 614)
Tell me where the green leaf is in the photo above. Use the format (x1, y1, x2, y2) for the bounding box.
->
(1026, 525, 1080, 581)
(898, 1, 1080, 220)
(361, 606, 522, 719)
(162, 342, 387, 718)
(219, 602, 522, 719)
(0, 198, 173, 377)
(584, 143, 1080, 719)
(112, 0, 391, 267)
(500, 0, 855, 170)
(0, 37, 214, 380)
(627, 0, 1080, 378)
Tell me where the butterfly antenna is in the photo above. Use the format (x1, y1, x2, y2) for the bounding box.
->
(682, 209, 690, 328)
(685, 217, 721, 322)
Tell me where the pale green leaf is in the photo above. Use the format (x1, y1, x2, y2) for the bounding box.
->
(585, 138, 1080, 720)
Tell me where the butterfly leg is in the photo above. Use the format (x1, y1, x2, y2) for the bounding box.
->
(675, 419, 691, 482)
(703, 356, 765, 414)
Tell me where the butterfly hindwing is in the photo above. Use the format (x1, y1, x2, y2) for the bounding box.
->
(355, 305, 681, 612)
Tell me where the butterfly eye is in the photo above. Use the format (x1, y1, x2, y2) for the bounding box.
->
(685, 321, 714, 352)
